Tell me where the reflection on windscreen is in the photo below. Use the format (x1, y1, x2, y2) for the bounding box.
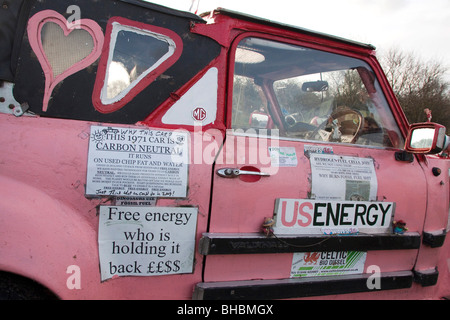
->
(232, 37, 404, 148)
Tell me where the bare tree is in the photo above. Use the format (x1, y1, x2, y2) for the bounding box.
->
(379, 48, 450, 131)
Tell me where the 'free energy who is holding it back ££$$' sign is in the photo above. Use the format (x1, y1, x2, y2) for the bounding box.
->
(98, 206, 198, 281)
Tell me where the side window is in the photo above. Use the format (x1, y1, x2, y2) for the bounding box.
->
(232, 37, 404, 148)
(92, 17, 183, 114)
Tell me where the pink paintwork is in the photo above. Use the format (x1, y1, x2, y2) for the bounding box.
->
(27, 10, 104, 112)
(1, 4, 449, 300)
(0, 116, 214, 299)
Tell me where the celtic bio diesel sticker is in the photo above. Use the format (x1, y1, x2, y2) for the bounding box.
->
(291, 251, 367, 278)
(86, 125, 189, 198)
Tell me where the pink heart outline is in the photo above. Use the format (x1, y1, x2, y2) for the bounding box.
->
(27, 10, 104, 112)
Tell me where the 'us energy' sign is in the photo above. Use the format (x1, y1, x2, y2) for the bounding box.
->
(273, 199, 394, 235)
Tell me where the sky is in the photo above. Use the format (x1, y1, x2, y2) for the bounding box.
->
(147, 0, 450, 73)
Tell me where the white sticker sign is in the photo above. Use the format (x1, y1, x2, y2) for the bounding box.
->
(310, 154, 378, 201)
(291, 251, 367, 278)
(115, 196, 156, 206)
(269, 147, 298, 167)
(274, 199, 394, 235)
(304, 145, 334, 158)
(98, 206, 198, 281)
(86, 125, 189, 198)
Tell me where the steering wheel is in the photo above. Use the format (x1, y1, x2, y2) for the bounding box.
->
(309, 107, 364, 143)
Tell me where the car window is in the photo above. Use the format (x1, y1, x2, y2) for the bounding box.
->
(231, 37, 404, 148)
(100, 23, 177, 105)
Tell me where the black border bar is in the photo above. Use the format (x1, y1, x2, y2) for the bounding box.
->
(423, 230, 446, 248)
(199, 232, 421, 255)
(193, 271, 414, 300)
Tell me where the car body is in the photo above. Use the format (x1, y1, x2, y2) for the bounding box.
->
(0, 0, 449, 300)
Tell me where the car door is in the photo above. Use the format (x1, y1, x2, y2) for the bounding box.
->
(196, 35, 426, 299)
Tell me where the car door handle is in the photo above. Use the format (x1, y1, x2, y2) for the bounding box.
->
(216, 168, 270, 178)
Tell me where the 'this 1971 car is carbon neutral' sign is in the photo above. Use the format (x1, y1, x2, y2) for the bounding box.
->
(273, 199, 394, 235)
(86, 125, 189, 198)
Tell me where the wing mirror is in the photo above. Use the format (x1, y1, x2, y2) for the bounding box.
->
(405, 122, 449, 154)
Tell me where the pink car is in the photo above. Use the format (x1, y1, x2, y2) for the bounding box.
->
(0, 0, 449, 300)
